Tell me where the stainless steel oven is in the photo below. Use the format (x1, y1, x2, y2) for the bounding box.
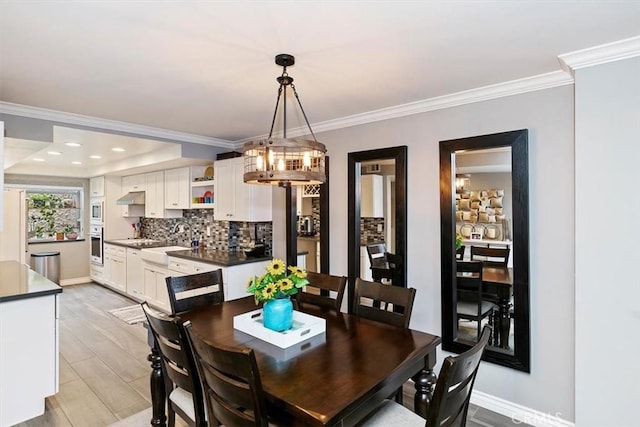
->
(90, 224, 103, 265)
(90, 198, 104, 225)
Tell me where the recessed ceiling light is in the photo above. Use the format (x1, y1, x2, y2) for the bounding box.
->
(112, 147, 125, 152)
(47, 151, 62, 155)
(89, 155, 102, 159)
(72, 161, 82, 165)
(64, 142, 82, 147)
(33, 158, 45, 162)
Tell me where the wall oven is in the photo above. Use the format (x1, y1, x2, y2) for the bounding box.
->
(90, 224, 103, 265)
(90, 198, 104, 225)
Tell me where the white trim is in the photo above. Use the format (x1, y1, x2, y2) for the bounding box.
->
(60, 276, 91, 286)
(234, 70, 573, 147)
(471, 390, 575, 427)
(558, 36, 640, 76)
(0, 102, 235, 149)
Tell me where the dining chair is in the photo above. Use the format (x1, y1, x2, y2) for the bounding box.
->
(166, 269, 224, 315)
(470, 246, 510, 268)
(141, 302, 207, 427)
(456, 261, 496, 342)
(357, 326, 492, 427)
(185, 322, 281, 427)
(456, 245, 466, 260)
(366, 243, 397, 284)
(354, 278, 416, 329)
(296, 271, 347, 312)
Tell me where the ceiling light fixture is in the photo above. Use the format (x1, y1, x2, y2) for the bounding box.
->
(33, 158, 45, 162)
(112, 147, 125, 152)
(89, 155, 102, 159)
(64, 142, 81, 147)
(242, 54, 326, 187)
(47, 151, 62, 155)
(72, 161, 82, 165)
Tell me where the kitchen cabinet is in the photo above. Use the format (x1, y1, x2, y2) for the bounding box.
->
(214, 157, 272, 221)
(90, 176, 105, 198)
(295, 187, 313, 216)
(361, 174, 383, 218)
(143, 262, 170, 313)
(104, 244, 126, 292)
(165, 167, 191, 210)
(122, 174, 146, 193)
(167, 256, 270, 302)
(190, 165, 215, 209)
(360, 246, 372, 281)
(145, 171, 181, 219)
(126, 248, 143, 299)
(90, 263, 105, 284)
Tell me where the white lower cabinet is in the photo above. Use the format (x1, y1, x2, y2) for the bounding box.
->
(90, 263, 105, 284)
(104, 244, 126, 292)
(126, 248, 143, 299)
(143, 262, 170, 313)
(167, 257, 270, 302)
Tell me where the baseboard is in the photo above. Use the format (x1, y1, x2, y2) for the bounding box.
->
(59, 276, 91, 286)
(471, 390, 575, 427)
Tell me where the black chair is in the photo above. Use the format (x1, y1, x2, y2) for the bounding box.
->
(166, 269, 224, 315)
(141, 302, 206, 427)
(354, 278, 416, 329)
(470, 246, 510, 268)
(354, 278, 416, 404)
(366, 244, 398, 284)
(296, 271, 347, 312)
(357, 326, 492, 427)
(185, 322, 281, 427)
(456, 245, 466, 260)
(456, 261, 496, 342)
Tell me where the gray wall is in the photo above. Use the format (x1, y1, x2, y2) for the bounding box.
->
(291, 85, 576, 420)
(574, 56, 640, 426)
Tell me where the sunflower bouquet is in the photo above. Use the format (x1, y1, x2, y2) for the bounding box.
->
(247, 258, 309, 304)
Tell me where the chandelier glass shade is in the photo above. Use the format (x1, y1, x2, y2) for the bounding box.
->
(243, 54, 326, 187)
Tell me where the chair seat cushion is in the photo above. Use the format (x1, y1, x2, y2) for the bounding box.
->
(358, 399, 424, 426)
(457, 300, 496, 317)
(169, 387, 196, 422)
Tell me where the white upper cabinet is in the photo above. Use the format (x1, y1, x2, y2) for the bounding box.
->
(90, 176, 105, 198)
(214, 157, 272, 222)
(122, 174, 146, 193)
(164, 167, 190, 210)
(145, 171, 181, 219)
(361, 174, 383, 218)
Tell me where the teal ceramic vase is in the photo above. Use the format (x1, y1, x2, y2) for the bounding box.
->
(263, 297, 293, 332)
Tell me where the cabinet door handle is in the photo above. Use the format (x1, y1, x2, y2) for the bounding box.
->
(172, 203, 177, 206)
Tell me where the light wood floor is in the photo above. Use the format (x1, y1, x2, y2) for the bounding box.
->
(17, 283, 525, 427)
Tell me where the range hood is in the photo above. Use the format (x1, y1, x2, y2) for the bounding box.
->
(116, 191, 145, 205)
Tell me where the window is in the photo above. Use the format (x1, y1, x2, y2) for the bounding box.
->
(27, 187, 83, 242)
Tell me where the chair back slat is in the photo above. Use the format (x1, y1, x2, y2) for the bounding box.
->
(354, 278, 416, 329)
(166, 269, 224, 314)
(366, 243, 387, 263)
(427, 326, 491, 427)
(470, 246, 509, 268)
(297, 271, 347, 311)
(185, 323, 270, 427)
(141, 302, 207, 425)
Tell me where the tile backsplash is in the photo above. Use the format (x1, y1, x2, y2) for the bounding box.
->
(361, 217, 385, 245)
(140, 209, 272, 255)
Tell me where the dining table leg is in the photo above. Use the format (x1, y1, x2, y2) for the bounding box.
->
(497, 297, 512, 349)
(412, 350, 438, 418)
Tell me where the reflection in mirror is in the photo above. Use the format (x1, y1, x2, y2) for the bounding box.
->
(440, 130, 530, 372)
(348, 147, 407, 313)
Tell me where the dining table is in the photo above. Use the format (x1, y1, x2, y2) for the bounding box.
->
(458, 266, 513, 349)
(146, 296, 441, 427)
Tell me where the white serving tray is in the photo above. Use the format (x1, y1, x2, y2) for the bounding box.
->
(233, 309, 326, 349)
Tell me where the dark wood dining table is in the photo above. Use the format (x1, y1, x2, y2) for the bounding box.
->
(458, 266, 513, 349)
(147, 296, 441, 427)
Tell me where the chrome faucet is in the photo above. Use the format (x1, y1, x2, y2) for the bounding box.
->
(171, 220, 192, 243)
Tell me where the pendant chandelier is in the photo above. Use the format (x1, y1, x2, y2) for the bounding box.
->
(243, 54, 326, 187)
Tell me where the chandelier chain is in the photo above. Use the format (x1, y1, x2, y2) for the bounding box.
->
(290, 83, 318, 143)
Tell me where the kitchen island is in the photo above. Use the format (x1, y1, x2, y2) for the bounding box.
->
(0, 261, 62, 427)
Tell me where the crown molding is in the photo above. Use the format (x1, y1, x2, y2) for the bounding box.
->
(0, 101, 235, 149)
(234, 70, 573, 148)
(558, 36, 640, 76)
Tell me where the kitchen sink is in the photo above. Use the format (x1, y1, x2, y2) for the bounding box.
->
(141, 246, 190, 265)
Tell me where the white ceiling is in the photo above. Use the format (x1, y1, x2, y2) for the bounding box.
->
(1, 1, 639, 176)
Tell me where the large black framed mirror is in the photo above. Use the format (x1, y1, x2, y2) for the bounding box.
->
(440, 130, 530, 372)
(348, 146, 407, 313)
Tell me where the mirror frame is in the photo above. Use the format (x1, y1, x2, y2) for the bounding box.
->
(348, 146, 407, 313)
(439, 130, 530, 372)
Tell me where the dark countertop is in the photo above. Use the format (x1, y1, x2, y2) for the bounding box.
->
(104, 239, 170, 249)
(166, 249, 272, 267)
(0, 261, 62, 303)
(297, 234, 320, 241)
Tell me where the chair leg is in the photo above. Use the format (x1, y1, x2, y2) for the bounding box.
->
(394, 386, 403, 404)
(168, 406, 176, 427)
